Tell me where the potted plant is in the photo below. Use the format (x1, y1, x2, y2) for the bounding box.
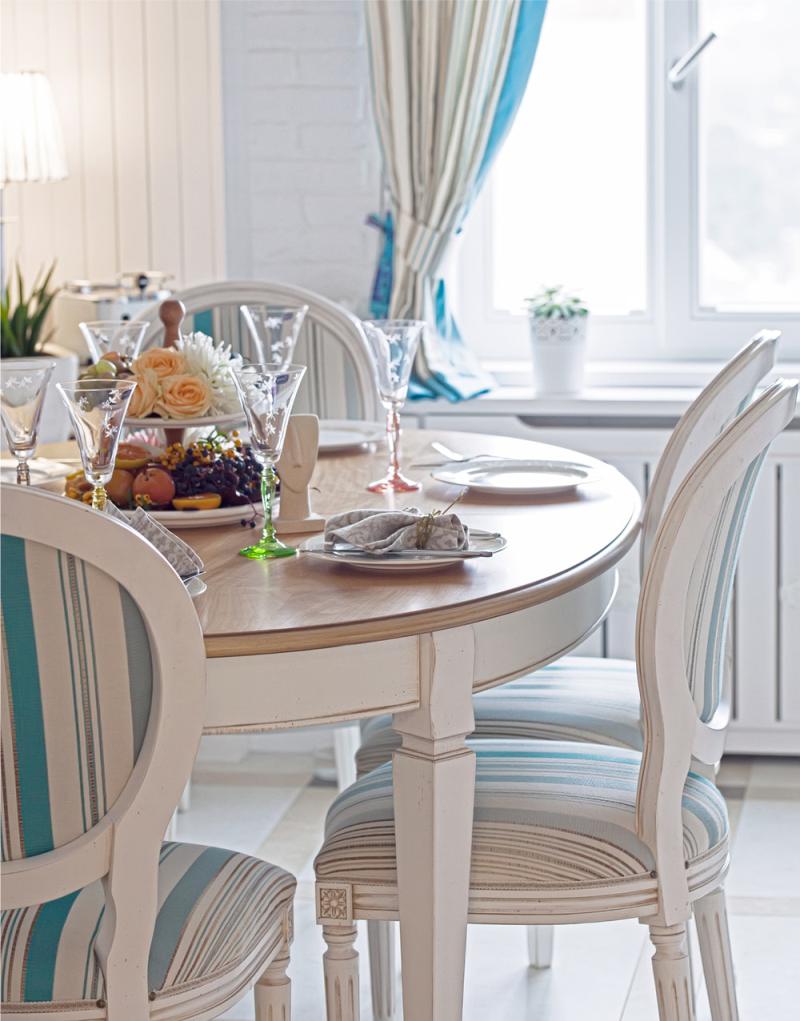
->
(1, 263, 79, 442)
(525, 285, 589, 395)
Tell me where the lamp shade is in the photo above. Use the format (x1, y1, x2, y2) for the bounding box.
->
(0, 72, 68, 184)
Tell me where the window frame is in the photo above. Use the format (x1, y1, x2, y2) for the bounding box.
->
(455, 0, 800, 365)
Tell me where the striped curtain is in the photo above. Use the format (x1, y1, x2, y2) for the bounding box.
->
(365, 0, 547, 400)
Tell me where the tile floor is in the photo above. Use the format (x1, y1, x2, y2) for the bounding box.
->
(176, 751, 800, 1021)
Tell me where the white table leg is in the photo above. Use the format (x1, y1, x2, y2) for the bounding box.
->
(392, 627, 476, 1021)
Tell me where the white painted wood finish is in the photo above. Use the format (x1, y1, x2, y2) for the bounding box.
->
(139, 280, 381, 422)
(1, 0, 225, 291)
(0, 485, 294, 1021)
(314, 382, 798, 1021)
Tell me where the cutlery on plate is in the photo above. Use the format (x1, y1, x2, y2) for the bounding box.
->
(314, 546, 495, 560)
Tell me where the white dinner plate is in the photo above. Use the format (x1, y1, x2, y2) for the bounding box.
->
(300, 532, 506, 572)
(122, 503, 257, 530)
(123, 411, 244, 431)
(319, 419, 385, 453)
(431, 459, 601, 496)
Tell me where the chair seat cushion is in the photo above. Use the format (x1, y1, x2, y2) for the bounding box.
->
(356, 657, 642, 777)
(2, 842, 295, 1008)
(316, 741, 728, 892)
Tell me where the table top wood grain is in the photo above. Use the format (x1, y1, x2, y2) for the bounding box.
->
(40, 430, 640, 657)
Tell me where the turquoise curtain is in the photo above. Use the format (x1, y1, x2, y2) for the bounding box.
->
(366, 0, 548, 401)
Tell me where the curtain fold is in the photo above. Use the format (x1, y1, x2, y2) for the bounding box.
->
(365, 0, 547, 401)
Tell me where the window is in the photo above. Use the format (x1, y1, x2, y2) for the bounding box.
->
(456, 0, 800, 364)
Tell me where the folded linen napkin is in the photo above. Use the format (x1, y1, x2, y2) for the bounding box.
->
(324, 507, 469, 554)
(104, 503, 204, 579)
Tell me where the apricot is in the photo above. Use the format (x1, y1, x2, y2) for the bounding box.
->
(132, 467, 176, 507)
(106, 469, 134, 507)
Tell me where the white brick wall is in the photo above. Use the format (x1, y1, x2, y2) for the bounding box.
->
(221, 0, 382, 311)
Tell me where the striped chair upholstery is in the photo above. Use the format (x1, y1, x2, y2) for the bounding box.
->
(2, 841, 296, 1008)
(1, 534, 154, 861)
(355, 657, 642, 778)
(316, 741, 728, 891)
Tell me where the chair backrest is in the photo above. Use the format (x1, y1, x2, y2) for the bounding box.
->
(640, 330, 779, 571)
(634, 378, 797, 920)
(139, 280, 381, 421)
(1, 485, 206, 1007)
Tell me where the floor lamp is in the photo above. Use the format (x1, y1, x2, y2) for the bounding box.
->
(0, 71, 68, 292)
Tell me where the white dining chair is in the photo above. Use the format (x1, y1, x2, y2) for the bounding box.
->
(1, 485, 296, 1021)
(355, 329, 779, 1010)
(139, 278, 381, 793)
(313, 377, 797, 1021)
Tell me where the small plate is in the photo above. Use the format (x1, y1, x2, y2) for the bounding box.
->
(124, 411, 244, 431)
(300, 532, 506, 572)
(0, 458, 77, 484)
(431, 459, 600, 496)
(319, 420, 385, 453)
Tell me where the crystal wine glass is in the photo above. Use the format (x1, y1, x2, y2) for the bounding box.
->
(362, 319, 425, 493)
(239, 305, 309, 368)
(0, 360, 56, 484)
(56, 379, 137, 510)
(79, 320, 148, 364)
(231, 363, 307, 559)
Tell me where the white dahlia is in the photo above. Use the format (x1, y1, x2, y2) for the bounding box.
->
(175, 331, 244, 415)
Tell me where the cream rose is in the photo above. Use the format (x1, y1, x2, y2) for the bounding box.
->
(127, 368, 159, 418)
(133, 347, 186, 380)
(155, 374, 213, 420)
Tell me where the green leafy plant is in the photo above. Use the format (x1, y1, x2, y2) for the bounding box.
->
(526, 285, 588, 320)
(1, 262, 58, 358)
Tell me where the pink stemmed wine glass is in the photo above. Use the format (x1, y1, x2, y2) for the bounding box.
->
(362, 319, 424, 493)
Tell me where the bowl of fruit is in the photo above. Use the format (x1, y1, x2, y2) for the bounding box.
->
(61, 432, 266, 530)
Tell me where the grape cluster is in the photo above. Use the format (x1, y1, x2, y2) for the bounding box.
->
(158, 433, 263, 507)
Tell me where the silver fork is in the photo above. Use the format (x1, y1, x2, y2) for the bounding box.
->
(411, 441, 505, 467)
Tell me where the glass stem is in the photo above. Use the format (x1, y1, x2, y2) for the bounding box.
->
(386, 404, 401, 480)
(16, 460, 30, 486)
(260, 463, 278, 543)
(92, 484, 107, 511)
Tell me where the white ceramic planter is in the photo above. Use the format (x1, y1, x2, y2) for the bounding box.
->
(1, 345, 80, 444)
(528, 316, 588, 396)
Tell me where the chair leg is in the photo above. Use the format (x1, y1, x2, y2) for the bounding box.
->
(527, 925, 554, 968)
(694, 887, 740, 1021)
(255, 936, 291, 1021)
(368, 920, 397, 1019)
(333, 725, 360, 791)
(323, 923, 360, 1021)
(649, 922, 695, 1021)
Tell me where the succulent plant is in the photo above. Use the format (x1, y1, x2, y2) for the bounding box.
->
(526, 285, 588, 320)
(1, 262, 58, 358)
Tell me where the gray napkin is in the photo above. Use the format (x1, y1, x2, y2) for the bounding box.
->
(325, 507, 469, 554)
(104, 503, 204, 579)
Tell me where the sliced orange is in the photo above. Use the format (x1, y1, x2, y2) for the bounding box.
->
(116, 442, 154, 470)
(171, 493, 222, 511)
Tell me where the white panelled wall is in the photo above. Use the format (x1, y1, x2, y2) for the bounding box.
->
(1, 0, 225, 289)
(404, 411, 800, 756)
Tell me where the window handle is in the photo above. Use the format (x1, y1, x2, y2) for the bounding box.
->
(668, 31, 717, 87)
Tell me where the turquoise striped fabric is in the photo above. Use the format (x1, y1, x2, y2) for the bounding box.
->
(316, 741, 728, 890)
(1, 841, 296, 1004)
(1, 535, 153, 862)
(685, 453, 766, 722)
(356, 658, 642, 777)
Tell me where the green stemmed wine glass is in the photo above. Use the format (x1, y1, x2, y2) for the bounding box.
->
(231, 363, 307, 559)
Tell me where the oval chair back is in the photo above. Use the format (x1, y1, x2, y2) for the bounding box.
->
(634, 378, 797, 922)
(139, 280, 380, 421)
(0, 484, 206, 1014)
(640, 329, 779, 570)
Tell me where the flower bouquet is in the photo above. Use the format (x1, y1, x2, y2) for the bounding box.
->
(81, 332, 245, 425)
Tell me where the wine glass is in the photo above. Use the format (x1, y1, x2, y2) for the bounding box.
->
(231, 363, 307, 559)
(240, 305, 309, 368)
(362, 319, 425, 493)
(0, 360, 56, 484)
(56, 379, 137, 510)
(79, 320, 148, 364)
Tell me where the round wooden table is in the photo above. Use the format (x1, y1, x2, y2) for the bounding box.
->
(181, 428, 640, 1021)
(42, 428, 641, 1021)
